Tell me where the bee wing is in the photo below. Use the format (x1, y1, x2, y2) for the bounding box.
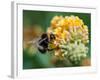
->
(26, 37, 40, 49)
(27, 37, 40, 44)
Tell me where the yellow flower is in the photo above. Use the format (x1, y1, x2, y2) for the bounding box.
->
(54, 27, 62, 34)
(47, 15, 89, 60)
(51, 16, 63, 28)
(83, 25, 88, 31)
(47, 15, 89, 44)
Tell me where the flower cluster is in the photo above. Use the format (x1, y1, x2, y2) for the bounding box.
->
(47, 15, 89, 65)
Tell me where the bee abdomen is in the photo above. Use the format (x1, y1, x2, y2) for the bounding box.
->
(38, 47, 46, 53)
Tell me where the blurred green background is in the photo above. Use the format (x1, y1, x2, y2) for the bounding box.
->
(23, 10, 91, 69)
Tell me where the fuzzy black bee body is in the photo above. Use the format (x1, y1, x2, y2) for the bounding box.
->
(37, 33, 55, 53)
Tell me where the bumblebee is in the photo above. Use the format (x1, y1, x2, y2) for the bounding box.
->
(37, 33, 56, 53)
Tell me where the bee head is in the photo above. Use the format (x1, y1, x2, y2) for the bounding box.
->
(50, 33, 55, 41)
